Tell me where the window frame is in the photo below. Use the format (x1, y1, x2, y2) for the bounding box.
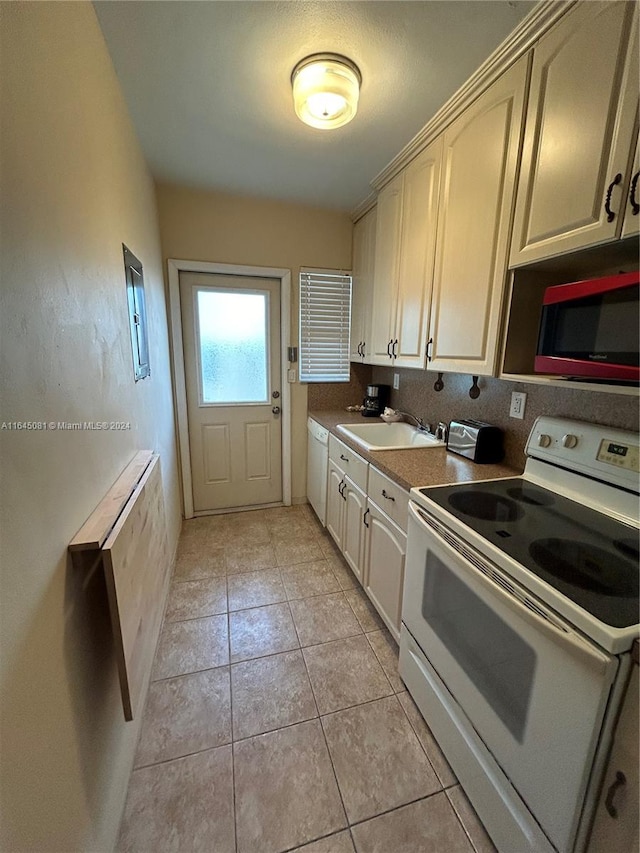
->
(123, 244, 150, 381)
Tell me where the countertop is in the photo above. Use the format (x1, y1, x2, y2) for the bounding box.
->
(309, 409, 521, 492)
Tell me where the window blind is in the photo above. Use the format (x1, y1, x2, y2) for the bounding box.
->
(299, 268, 352, 383)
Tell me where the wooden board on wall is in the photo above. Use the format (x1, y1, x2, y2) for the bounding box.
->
(101, 455, 170, 720)
(69, 450, 154, 552)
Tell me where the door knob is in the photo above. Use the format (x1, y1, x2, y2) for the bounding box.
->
(272, 406, 280, 414)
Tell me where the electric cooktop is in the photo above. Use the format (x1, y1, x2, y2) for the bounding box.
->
(418, 477, 640, 629)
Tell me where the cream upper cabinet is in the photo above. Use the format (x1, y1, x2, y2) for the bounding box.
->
(350, 206, 377, 362)
(370, 174, 403, 363)
(428, 56, 528, 376)
(510, 1, 639, 266)
(370, 139, 442, 368)
(622, 136, 640, 240)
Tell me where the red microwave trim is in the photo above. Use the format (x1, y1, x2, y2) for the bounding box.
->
(542, 270, 640, 306)
(535, 355, 640, 381)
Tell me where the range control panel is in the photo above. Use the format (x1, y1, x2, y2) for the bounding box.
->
(526, 417, 640, 491)
(597, 439, 640, 472)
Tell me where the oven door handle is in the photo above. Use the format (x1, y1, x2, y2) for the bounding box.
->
(408, 502, 612, 667)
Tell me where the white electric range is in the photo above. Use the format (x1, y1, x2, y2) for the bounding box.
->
(399, 416, 639, 853)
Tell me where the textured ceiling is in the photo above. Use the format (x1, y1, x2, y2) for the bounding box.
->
(94, 1, 535, 211)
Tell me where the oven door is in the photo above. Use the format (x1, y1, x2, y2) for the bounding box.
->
(402, 501, 619, 853)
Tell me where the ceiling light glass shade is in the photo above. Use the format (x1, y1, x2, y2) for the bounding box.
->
(291, 53, 361, 130)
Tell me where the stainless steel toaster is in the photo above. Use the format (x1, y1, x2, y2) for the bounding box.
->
(447, 419, 504, 464)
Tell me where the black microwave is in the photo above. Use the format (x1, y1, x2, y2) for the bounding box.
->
(535, 271, 640, 382)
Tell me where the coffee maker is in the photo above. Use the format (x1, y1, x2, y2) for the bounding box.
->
(362, 384, 391, 417)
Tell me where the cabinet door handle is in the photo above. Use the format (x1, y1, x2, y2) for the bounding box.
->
(392, 338, 398, 358)
(604, 172, 622, 222)
(340, 454, 349, 462)
(363, 508, 370, 528)
(605, 770, 626, 818)
(426, 337, 433, 361)
(341, 481, 347, 501)
(629, 170, 640, 216)
(338, 480, 344, 497)
(387, 340, 393, 358)
(361, 340, 366, 357)
(381, 489, 395, 502)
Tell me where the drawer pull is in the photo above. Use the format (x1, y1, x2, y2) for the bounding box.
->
(340, 454, 349, 462)
(604, 172, 622, 222)
(605, 771, 626, 818)
(381, 489, 395, 502)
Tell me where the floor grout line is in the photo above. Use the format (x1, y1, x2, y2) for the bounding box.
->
(125, 506, 488, 851)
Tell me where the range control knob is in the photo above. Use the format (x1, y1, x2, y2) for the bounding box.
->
(562, 433, 578, 449)
(538, 433, 552, 448)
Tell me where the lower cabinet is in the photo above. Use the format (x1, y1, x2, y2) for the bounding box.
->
(364, 500, 407, 642)
(326, 457, 367, 585)
(587, 661, 639, 853)
(343, 480, 367, 583)
(325, 439, 409, 639)
(326, 459, 346, 550)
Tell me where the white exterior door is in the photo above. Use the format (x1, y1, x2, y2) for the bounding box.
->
(180, 271, 282, 512)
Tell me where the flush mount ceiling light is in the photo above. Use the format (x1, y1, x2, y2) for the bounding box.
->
(291, 53, 361, 130)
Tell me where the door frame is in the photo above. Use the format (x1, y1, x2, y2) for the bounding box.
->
(167, 258, 292, 518)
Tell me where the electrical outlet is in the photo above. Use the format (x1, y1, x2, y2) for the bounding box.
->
(287, 368, 296, 383)
(393, 373, 400, 390)
(510, 391, 527, 419)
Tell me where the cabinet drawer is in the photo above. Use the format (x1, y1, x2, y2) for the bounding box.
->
(329, 434, 368, 491)
(368, 467, 409, 532)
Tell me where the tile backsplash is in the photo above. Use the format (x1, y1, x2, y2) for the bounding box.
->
(307, 363, 639, 471)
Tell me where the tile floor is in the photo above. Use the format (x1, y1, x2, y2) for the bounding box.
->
(117, 504, 496, 853)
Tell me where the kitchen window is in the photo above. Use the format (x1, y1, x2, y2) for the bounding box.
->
(123, 244, 150, 381)
(299, 268, 351, 382)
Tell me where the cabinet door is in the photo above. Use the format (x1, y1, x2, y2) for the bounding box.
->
(326, 461, 344, 550)
(622, 136, 640, 240)
(510, 1, 638, 265)
(342, 479, 367, 584)
(587, 664, 639, 853)
(351, 206, 377, 362)
(364, 502, 407, 641)
(428, 56, 528, 376)
(370, 174, 403, 365)
(394, 138, 442, 368)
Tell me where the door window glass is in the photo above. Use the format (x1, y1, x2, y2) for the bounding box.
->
(422, 552, 536, 742)
(196, 289, 268, 404)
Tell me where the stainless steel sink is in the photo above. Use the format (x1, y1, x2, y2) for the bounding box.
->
(336, 421, 444, 452)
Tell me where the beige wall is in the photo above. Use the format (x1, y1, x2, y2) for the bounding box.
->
(156, 183, 353, 502)
(0, 3, 181, 850)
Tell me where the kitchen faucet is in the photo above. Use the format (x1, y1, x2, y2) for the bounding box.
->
(394, 410, 432, 435)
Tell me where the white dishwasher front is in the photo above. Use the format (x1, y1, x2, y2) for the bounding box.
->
(306, 417, 329, 525)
